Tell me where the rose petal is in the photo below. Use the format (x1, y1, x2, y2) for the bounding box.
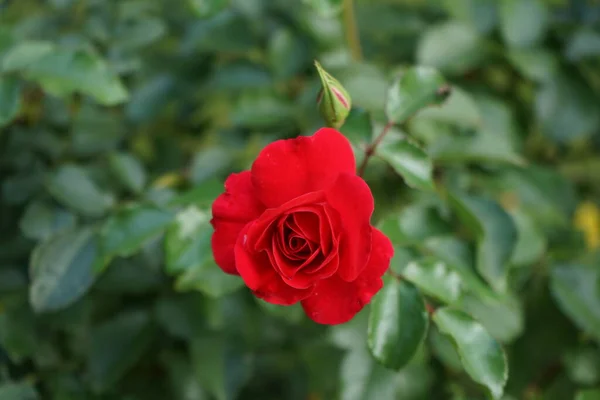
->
(325, 173, 374, 282)
(251, 128, 356, 207)
(211, 172, 264, 274)
(301, 228, 393, 325)
(235, 224, 313, 305)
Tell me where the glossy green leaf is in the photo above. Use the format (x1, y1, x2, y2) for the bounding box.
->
(499, 0, 548, 48)
(100, 205, 173, 260)
(108, 152, 147, 194)
(19, 200, 76, 241)
(385, 66, 449, 124)
(459, 292, 524, 343)
(433, 308, 508, 399)
(378, 138, 435, 191)
(46, 165, 114, 217)
(0, 382, 39, 400)
(29, 227, 103, 313)
(88, 310, 154, 392)
(550, 264, 600, 343)
(368, 276, 428, 370)
(403, 258, 462, 304)
(0, 76, 21, 127)
(2, 40, 54, 72)
(448, 193, 517, 292)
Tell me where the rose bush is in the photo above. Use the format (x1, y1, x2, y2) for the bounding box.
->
(211, 128, 394, 324)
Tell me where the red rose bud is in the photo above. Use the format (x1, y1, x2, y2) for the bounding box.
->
(314, 61, 352, 129)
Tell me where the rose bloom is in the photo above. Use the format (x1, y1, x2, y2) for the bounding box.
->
(210, 128, 394, 325)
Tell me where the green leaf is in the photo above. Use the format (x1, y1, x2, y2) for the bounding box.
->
(459, 292, 524, 343)
(576, 388, 600, 400)
(165, 206, 243, 297)
(385, 66, 449, 124)
(0, 76, 21, 127)
(175, 260, 244, 298)
(414, 86, 482, 129)
(340, 345, 399, 400)
(100, 205, 173, 260)
(19, 200, 76, 241)
(368, 276, 428, 370)
(188, 0, 230, 17)
(304, 0, 343, 17)
(29, 227, 103, 313)
(164, 206, 211, 275)
(341, 107, 373, 146)
(2, 40, 54, 72)
(108, 152, 147, 194)
(507, 49, 559, 83)
(417, 22, 484, 74)
(0, 382, 39, 400)
(268, 28, 308, 80)
(378, 139, 435, 191)
(403, 258, 463, 304)
(448, 193, 517, 292)
(509, 208, 546, 267)
(535, 74, 600, 143)
(550, 264, 600, 343)
(23, 48, 129, 105)
(46, 165, 114, 217)
(499, 0, 548, 48)
(566, 29, 600, 61)
(433, 308, 508, 399)
(192, 335, 252, 400)
(88, 310, 154, 392)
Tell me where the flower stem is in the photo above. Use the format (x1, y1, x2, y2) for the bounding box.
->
(343, 0, 362, 61)
(357, 121, 394, 176)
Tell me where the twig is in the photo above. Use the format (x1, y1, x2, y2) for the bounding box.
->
(357, 121, 394, 176)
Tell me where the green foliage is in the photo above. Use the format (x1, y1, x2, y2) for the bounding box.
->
(1, 0, 600, 399)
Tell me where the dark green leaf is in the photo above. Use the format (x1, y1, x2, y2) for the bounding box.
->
(46, 165, 114, 217)
(433, 307, 508, 399)
(550, 264, 600, 343)
(378, 139, 435, 191)
(448, 193, 517, 292)
(368, 276, 428, 370)
(188, 0, 230, 17)
(19, 200, 76, 241)
(0, 76, 20, 127)
(192, 335, 252, 400)
(29, 227, 103, 313)
(100, 205, 173, 260)
(385, 66, 448, 124)
(403, 258, 463, 304)
(108, 152, 147, 194)
(341, 107, 373, 146)
(509, 208, 546, 266)
(88, 310, 154, 392)
(0, 382, 39, 400)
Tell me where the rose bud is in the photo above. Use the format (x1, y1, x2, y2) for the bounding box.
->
(211, 128, 394, 325)
(315, 61, 352, 129)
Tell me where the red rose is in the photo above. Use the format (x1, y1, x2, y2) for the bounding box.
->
(210, 128, 394, 325)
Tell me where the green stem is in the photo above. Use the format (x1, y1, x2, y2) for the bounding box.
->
(342, 0, 362, 61)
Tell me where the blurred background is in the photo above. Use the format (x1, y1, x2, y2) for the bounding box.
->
(1, 0, 600, 399)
